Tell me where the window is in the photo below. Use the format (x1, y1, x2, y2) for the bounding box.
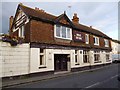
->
(106, 52, 110, 62)
(75, 50, 79, 65)
(56, 25, 61, 37)
(83, 50, 89, 63)
(93, 36, 99, 45)
(104, 39, 109, 47)
(55, 25, 72, 40)
(19, 26, 24, 38)
(85, 34, 89, 44)
(106, 54, 110, 62)
(94, 51, 101, 63)
(40, 49, 46, 67)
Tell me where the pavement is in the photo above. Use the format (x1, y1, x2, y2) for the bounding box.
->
(2, 63, 119, 88)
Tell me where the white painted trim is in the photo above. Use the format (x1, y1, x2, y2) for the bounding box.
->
(54, 25, 72, 40)
(104, 39, 109, 47)
(85, 34, 89, 44)
(93, 36, 99, 46)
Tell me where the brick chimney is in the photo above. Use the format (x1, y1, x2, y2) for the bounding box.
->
(35, 7, 39, 10)
(9, 16, 14, 35)
(72, 13, 79, 23)
(35, 7, 45, 13)
(90, 26, 92, 28)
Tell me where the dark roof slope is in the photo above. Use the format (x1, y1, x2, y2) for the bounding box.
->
(73, 23, 110, 38)
(19, 4, 111, 39)
(20, 4, 56, 22)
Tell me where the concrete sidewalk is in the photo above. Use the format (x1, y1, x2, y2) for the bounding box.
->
(2, 64, 113, 88)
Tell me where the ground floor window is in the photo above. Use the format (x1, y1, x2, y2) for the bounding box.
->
(39, 48, 46, 67)
(94, 51, 101, 63)
(106, 53, 110, 62)
(75, 50, 79, 65)
(83, 50, 89, 63)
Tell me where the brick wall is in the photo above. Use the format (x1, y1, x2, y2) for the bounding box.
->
(30, 20, 54, 43)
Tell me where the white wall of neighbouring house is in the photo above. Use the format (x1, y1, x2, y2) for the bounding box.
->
(0, 41, 30, 77)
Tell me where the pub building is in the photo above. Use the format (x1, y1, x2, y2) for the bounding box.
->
(9, 3, 112, 74)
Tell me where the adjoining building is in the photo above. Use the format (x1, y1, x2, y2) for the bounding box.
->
(111, 39, 120, 62)
(8, 3, 112, 75)
(111, 39, 120, 54)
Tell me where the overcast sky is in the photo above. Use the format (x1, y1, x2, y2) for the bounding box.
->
(1, 0, 119, 40)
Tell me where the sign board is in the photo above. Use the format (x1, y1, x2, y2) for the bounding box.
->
(73, 30, 85, 42)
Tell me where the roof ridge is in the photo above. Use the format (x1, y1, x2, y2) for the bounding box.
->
(19, 3, 57, 18)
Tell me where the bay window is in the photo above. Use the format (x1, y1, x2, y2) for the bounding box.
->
(55, 25, 72, 40)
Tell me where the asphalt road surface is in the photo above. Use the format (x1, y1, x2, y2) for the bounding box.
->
(7, 64, 120, 88)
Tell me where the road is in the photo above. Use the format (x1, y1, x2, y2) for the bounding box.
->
(7, 64, 120, 88)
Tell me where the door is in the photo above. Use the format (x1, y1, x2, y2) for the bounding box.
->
(54, 54, 68, 71)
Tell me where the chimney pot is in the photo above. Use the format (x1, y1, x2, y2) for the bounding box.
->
(72, 13, 79, 23)
(90, 26, 92, 28)
(35, 7, 39, 10)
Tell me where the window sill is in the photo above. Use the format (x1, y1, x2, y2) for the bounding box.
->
(94, 61, 102, 63)
(39, 66, 46, 69)
(85, 42, 89, 44)
(94, 44, 99, 46)
(55, 36, 72, 41)
(75, 63, 80, 65)
(105, 45, 109, 47)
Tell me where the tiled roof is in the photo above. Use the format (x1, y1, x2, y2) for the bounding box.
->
(19, 4, 111, 39)
(20, 4, 56, 22)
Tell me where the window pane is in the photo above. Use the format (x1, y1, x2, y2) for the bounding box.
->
(96, 38, 98, 44)
(67, 28, 70, 38)
(40, 55, 44, 65)
(62, 26, 66, 38)
(40, 48, 44, 53)
(22, 26, 24, 37)
(86, 34, 88, 43)
(93, 37, 95, 43)
(75, 55, 77, 63)
(56, 25, 61, 37)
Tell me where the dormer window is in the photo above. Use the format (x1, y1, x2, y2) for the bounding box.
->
(93, 36, 99, 45)
(54, 25, 72, 40)
(104, 39, 109, 47)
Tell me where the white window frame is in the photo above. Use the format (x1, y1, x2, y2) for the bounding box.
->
(106, 53, 110, 62)
(83, 50, 89, 63)
(85, 34, 89, 44)
(75, 50, 79, 65)
(54, 25, 72, 40)
(39, 49, 46, 67)
(18, 26, 24, 38)
(104, 39, 109, 47)
(93, 36, 99, 46)
(94, 51, 101, 63)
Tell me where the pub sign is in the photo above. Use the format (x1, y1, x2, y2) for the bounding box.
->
(73, 30, 85, 42)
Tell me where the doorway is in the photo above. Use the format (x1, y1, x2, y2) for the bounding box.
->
(54, 54, 69, 72)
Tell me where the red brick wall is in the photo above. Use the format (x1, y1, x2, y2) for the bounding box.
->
(24, 22, 30, 42)
(27, 19, 111, 50)
(30, 20, 54, 43)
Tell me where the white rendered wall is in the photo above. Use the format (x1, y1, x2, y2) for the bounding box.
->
(30, 48, 55, 73)
(1, 41, 30, 77)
